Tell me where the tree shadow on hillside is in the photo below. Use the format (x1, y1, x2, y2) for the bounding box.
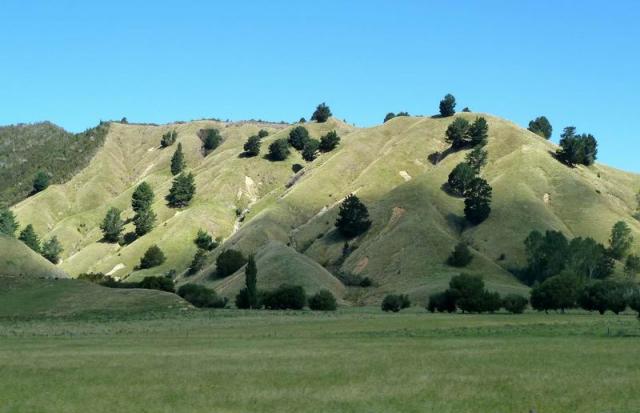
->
(445, 213, 467, 235)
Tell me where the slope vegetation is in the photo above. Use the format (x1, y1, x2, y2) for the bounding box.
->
(10, 114, 640, 304)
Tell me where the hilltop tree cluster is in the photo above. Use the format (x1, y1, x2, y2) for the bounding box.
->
(267, 115, 340, 162)
(556, 126, 598, 166)
(383, 112, 409, 123)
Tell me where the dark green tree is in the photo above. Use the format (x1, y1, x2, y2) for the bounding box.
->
(166, 173, 196, 208)
(522, 230, 569, 284)
(139, 244, 166, 269)
(465, 147, 488, 173)
(427, 291, 457, 313)
(624, 254, 640, 278)
(262, 284, 307, 310)
(18, 224, 40, 253)
(171, 143, 186, 175)
(41, 236, 63, 264)
(447, 242, 473, 267)
(578, 280, 627, 315)
(445, 118, 470, 149)
(566, 237, 613, 279)
(243, 135, 261, 157)
(556, 127, 598, 166)
(131, 182, 154, 214)
(200, 128, 222, 155)
(381, 294, 411, 312)
(288, 126, 310, 150)
(467, 117, 489, 146)
(319, 130, 340, 152)
(528, 116, 553, 139)
(439, 94, 456, 117)
(215, 249, 247, 277)
(188, 249, 207, 275)
(268, 139, 291, 161)
(311, 102, 332, 123)
(530, 273, 581, 313)
(138, 276, 174, 293)
(0, 207, 19, 237)
(177, 284, 227, 308)
(100, 207, 124, 243)
(384, 112, 396, 122)
(236, 254, 259, 309)
(447, 162, 476, 196)
(335, 194, 372, 238)
(302, 138, 320, 161)
(258, 129, 269, 138)
(32, 171, 50, 193)
(608, 221, 633, 260)
(134, 208, 156, 237)
(502, 294, 528, 314)
(160, 130, 177, 147)
(463, 177, 492, 225)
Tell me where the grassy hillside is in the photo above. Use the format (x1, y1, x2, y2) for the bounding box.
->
(10, 114, 640, 304)
(0, 235, 67, 279)
(0, 122, 108, 206)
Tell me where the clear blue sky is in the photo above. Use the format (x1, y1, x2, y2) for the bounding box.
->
(1, 0, 638, 171)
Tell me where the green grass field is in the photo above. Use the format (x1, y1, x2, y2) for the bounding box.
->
(1, 309, 639, 413)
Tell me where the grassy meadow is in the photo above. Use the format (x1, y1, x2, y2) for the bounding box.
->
(1, 309, 639, 413)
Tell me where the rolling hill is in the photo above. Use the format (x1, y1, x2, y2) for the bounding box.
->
(9, 113, 640, 304)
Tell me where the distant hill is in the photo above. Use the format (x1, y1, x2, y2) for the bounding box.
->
(9, 114, 640, 304)
(0, 121, 108, 205)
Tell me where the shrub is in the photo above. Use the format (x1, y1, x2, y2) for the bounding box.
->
(166, 173, 196, 208)
(337, 272, 374, 287)
(447, 242, 473, 267)
(194, 229, 217, 251)
(439, 94, 456, 117)
(427, 291, 457, 313)
(258, 129, 269, 138)
(268, 139, 291, 161)
(308, 290, 337, 311)
(138, 276, 174, 293)
(177, 284, 227, 308)
(262, 284, 307, 310)
(302, 138, 320, 161)
(384, 112, 396, 122)
(160, 130, 177, 147)
(189, 249, 207, 275)
(502, 294, 528, 314)
(319, 131, 340, 152)
(528, 116, 552, 139)
(32, 170, 50, 193)
(311, 103, 332, 123)
(288, 126, 310, 150)
(291, 164, 303, 173)
(139, 245, 166, 269)
(335, 194, 372, 238)
(243, 135, 261, 157)
(215, 249, 246, 277)
(381, 294, 411, 312)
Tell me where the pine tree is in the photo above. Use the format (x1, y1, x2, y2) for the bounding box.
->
(166, 173, 196, 208)
(100, 207, 124, 243)
(19, 224, 41, 253)
(132, 182, 154, 213)
(160, 130, 177, 147)
(439, 94, 456, 117)
(464, 177, 492, 225)
(528, 116, 553, 139)
(288, 126, 310, 150)
(0, 207, 19, 237)
(237, 254, 259, 309)
(188, 249, 207, 275)
(134, 208, 157, 236)
(335, 194, 372, 238)
(467, 117, 489, 146)
(445, 118, 470, 149)
(171, 143, 186, 175)
(200, 128, 222, 155)
(268, 139, 291, 161)
(465, 147, 488, 173)
(311, 103, 332, 123)
(42, 236, 63, 264)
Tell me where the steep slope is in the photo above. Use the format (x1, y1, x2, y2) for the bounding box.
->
(0, 235, 67, 279)
(10, 114, 640, 304)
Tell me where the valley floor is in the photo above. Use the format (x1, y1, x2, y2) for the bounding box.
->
(0, 309, 639, 413)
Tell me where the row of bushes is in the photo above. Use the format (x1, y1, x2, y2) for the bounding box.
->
(236, 284, 337, 311)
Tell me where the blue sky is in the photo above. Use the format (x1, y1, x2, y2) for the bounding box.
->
(1, 0, 638, 171)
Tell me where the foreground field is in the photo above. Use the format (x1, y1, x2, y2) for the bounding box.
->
(0, 310, 639, 413)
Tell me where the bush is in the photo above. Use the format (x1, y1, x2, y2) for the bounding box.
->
(319, 130, 340, 152)
(448, 273, 486, 313)
(308, 290, 337, 311)
(268, 139, 291, 161)
(194, 229, 217, 251)
(262, 284, 307, 310)
(243, 135, 261, 157)
(381, 294, 411, 312)
(32, 170, 50, 193)
(528, 116, 552, 139)
(215, 249, 246, 277)
(439, 94, 456, 117)
(199, 128, 222, 155)
(311, 103, 332, 123)
(258, 129, 269, 138)
(384, 112, 396, 122)
(502, 294, 528, 314)
(288, 126, 310, 150)
(177, 284, 227, 308)
(160, 130, 177, 147)
(447, 242, 473, 267)
(427, 291, 457, 313)
(189, 249, 207, 275)
(139, 245, 166, 269)
(336, 272, 374, 287)
(291, 164, 303, 173)
(302, 138, 320, 161)
(138, 276, 174, 293)
(483, 291, 502, 313)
